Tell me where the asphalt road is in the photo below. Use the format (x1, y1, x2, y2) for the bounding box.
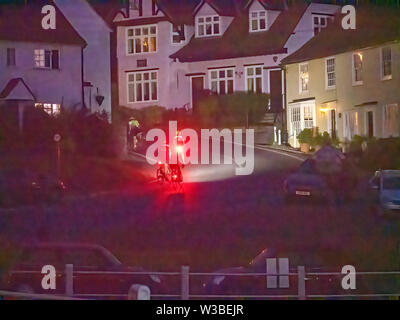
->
(1, 143, 399, 275)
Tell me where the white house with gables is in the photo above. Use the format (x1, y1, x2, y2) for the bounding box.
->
(114, 0, 340, 128)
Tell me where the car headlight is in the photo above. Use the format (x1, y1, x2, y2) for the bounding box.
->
(150, 275, 161, 283)
(213, 276, 225, 286)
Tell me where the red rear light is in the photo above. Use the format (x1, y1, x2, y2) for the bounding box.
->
(176, 146, 183, 154)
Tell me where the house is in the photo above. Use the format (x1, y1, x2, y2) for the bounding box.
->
(281, 5, 400, 147)
(114, 0, 340, 130)
(0, 1, 86, 129)
(54, 0, 117, 121)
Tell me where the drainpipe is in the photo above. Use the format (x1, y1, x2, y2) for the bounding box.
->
(81, 47, 85, 110)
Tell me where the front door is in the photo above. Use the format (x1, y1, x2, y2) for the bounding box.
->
(269, 70, 283, 112)
(367, 111, 374, 138)
(329, 109, 336, 138)
(191, 76, 204, 114)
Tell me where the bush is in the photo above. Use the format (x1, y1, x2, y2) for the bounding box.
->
(360, 137, 400, 172)
(197, 92, 269, 128)
(55, 108, 118, 158)
(314, 131, 340, 148)
(297, 128, 314, 145)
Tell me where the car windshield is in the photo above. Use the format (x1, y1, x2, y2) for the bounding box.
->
(298, 160, 317, 174)
(383, 176, 400, 190)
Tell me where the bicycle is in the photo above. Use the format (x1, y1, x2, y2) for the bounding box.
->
(156, 142, 184, 193)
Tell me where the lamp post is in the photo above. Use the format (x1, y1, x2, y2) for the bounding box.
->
(54, 133, 62, 180)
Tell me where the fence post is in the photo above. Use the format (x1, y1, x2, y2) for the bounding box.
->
(274, 126, 277, 144)
(181, 266, 190, 300)
(278, 129, 282, 145)
(128, 284, 151, 300)
(297, 266, 306, 300)
(65, 264, 74, 297)
(293, 130, 297, 149)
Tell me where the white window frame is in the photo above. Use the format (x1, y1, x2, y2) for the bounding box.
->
(171, 24, 185, 45)
(325, 57, 336, 90)
(245, 65, 263, 93)
(249, 10, 267, 32)
(34, 49, 59, 69)
(352, 52, 363, 86)
(127, 70, 159, 103)
(126, 25, 158, 55)
(312, 14, 332, 35)
(343, 110, 359, 141)
(209, 67, 235, 95)
(299, 63, 309, 94)
(288, 100, 316, 136)
(381, 46, 392, 81)
(196, 15, 220, 38)
(129, 0, 140, 11)
(7, 48, 16, 66)
(383, 103, 399, 138)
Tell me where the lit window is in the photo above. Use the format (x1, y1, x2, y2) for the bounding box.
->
(312, 15, 333, 35)
(381, 47, 392, 80)
(299, 63, 309, 93)
(197, 15, 220, 37)
(34, 49, 59, 69)
(7, 48, 16, 66)
(352, 53, 363, 85)
(289, 103, 315, 135)
(35, 103, 61, 116)
(210, 68, 234, 95)
(383, 104, 399, 137)
(326, 57, 336, 89)
(127, 70, 158, 102)
(127, 25, 157, 54)
(249, 11, 267, 32)
(343, 111, 359, 141)
(304, 105, 314, 129)
(245, 66, 263, 93)
(172, 24, 185, 44)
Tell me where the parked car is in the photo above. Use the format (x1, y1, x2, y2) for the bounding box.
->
(283, 147, 358, 203)
(369, 170, 400, 217)
(0, 168, 65, 207)
(0, 243, 165, 299)
(203, 245, 370, 299)
(283, 158, 333, 202)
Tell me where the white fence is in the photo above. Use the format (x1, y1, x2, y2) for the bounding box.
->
(2, 264, 400, 300)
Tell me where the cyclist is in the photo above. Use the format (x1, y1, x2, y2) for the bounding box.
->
(156, 132, 185, 184)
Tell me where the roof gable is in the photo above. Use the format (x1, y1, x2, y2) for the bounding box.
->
(171, 1, 307, 62)
(246, 0, 286, 11)
(0, 78, 36, 101)
(194, 0, 244, 17)
(281, 5, 400, 65)
(0, 1, 86, 47)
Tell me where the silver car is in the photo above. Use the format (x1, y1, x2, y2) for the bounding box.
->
(369, 170, 400, 216)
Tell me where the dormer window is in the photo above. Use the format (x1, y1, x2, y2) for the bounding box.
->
(129, 0, 142, 16)
(172, 24, 185, 44)
(130, 0, 140, 10)
(250, 11, 267, 32)
(312, 14, 333, 35)
(196, 15, 220, 37)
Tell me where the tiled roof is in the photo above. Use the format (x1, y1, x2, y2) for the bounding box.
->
(246, 0, 286, 11)
(281, 4, 400, 65)
(87, 0, 127, 26)
(157, 0, 201, 25)
(170, 1, 308, 62)
(0, 1, 86, 46)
